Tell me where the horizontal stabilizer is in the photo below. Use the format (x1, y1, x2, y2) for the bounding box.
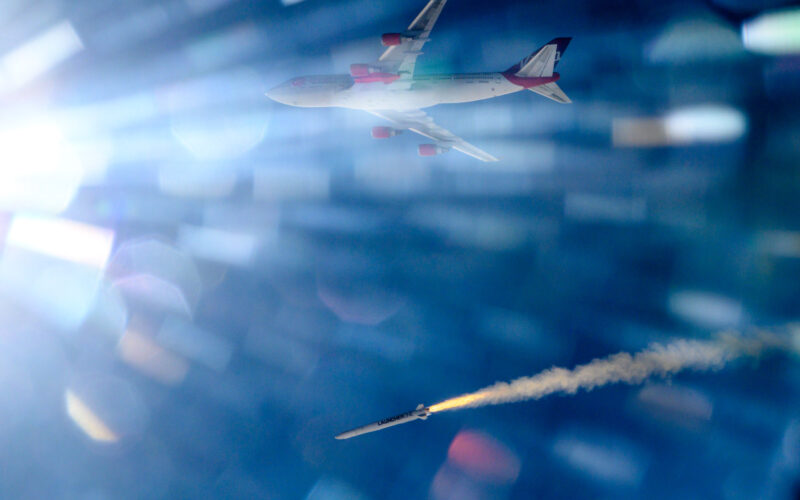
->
(529, 82, 571, 103)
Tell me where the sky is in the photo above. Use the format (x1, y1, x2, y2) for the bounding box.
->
(0, 0, 798, 498)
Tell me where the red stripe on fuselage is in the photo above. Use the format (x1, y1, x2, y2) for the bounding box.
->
(353, 73, 401, 84)
(502, 71, 560, 89)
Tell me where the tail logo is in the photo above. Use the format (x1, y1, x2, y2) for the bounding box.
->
(521, 54, 534, 67)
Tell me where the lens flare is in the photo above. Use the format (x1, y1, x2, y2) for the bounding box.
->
(65, 390, 118, 443)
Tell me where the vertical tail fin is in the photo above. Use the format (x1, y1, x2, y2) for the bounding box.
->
(507, 37, 571, 78)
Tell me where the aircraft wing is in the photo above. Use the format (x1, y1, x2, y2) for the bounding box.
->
(368, 109, 499, 162)
(378, 0, 447, 76)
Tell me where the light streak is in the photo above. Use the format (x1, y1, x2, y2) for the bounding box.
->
(65, 390, 118, 443)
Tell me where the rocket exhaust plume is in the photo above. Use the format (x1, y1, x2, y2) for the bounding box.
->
(335, 330, 795, 439)
(428, 332, 789, 414)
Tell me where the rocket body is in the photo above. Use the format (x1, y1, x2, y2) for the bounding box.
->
(335, 404, 430, 440)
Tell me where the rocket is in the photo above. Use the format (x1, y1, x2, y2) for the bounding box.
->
(335, 404, 431, 440)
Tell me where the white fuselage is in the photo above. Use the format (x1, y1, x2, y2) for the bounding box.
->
(267, 72, 522, 111)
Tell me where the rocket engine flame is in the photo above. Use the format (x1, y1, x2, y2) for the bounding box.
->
(429, 332, 788, 413)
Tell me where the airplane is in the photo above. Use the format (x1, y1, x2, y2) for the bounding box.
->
(266, 0, 571, 162)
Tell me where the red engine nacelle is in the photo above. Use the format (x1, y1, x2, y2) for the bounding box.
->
(418, 144, 446, 156)
(350, 64, 372, 77)
(381, 33, 404, 46)
(371, 126, 401, 139)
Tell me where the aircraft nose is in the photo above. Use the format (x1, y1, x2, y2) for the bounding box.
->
(265, 84, 287, 103)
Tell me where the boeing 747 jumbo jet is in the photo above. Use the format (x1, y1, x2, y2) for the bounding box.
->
(266, 0, 571, 161)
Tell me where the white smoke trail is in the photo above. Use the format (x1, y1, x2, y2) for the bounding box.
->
(429, 333, 786, 413)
